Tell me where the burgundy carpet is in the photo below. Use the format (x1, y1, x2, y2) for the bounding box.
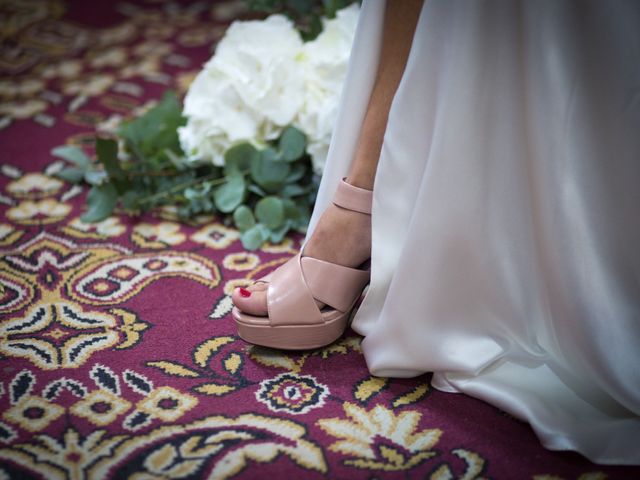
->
(0, 1, 638, 478)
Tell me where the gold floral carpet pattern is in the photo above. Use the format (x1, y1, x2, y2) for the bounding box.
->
(0, 1, 638, 478)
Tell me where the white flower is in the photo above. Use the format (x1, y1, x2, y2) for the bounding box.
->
(303, 4, 360, 94)
(179, 117, 233, 167)
(179, 15, 304, 166)
(211, 15, 305, 126)
(306, 141, 330, 175)
(179, 4, 360, 176)
(182, 70, 260, 141)
(295, 4, 360, 174)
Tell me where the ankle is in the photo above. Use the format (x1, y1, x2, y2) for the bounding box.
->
(303, 203, 371, 268)
(345, 174, 374, 191)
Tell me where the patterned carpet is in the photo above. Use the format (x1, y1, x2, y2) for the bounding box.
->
(0, 1, 638, 478)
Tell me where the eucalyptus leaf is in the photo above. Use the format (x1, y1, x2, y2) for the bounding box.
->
(293, 204, 311, 230)
(247, 184, 267, 197)
(233, 205, 255, 232)
(250, 153, 289, 192)
(55, 167, 84, 183)
(261, 147, 281, 163)
(201, 197, 213, 211)
(51, 145, 91, 168)
(279, 126, 306, 162)
(240, 224, 270, 250)
(304, 14, 323, 41)
(281, 184, 307, 198)
(213, 174, 246, 213)
(285, 163, 307, 183)
(323, 0, 350, 18)
(224, 143, 259, 175)
(81, 182, 118, 222)
(184, 187, 199, 200)
(282, 198, 310, 230)
(269, 220, 293, 244)
(283, 198, 302, 221)
(255, 196, 285, 230)
(178, 206, 191, 218)
(289, 0, 315, 14)
(84, 169, 108, 185)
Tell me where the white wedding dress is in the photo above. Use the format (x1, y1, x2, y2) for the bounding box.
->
(308, 0, 640, 465)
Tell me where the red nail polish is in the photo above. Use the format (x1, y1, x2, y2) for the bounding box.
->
(239, 288, 251, 298)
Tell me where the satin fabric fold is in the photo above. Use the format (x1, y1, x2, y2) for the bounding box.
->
(308, 0, 640, 464)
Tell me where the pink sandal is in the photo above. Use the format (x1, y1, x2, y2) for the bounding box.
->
(232, 179, 372, 349)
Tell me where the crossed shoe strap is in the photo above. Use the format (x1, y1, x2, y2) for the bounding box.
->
(253, 178, 371, 290)
(264, 178, 372, 326)
(267, 254, 370, 327)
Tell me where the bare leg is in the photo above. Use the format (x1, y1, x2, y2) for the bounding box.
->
(234, 0, 424, 315)
(347, 0, 425, 190)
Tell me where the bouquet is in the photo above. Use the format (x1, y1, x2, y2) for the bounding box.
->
(53, 3, 359, 249)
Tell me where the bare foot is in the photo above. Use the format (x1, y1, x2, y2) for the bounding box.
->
(231, 202, 371, 316)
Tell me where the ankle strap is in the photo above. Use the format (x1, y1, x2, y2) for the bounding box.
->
(332, 178, 372, 215)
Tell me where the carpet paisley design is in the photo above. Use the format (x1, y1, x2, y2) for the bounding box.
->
(0, 1, 637, 478)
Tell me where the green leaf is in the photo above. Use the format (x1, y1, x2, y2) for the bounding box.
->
(213, 174, 246, 213)
(184, 187, 200, 200)
(281, 184, 307, 198)
(269, 220, 292, 244)
(224, 143, 259, 175)
(288, 0, 315, 14)
(84, 169, 108, 185)
(255, 196, 285, 230)
(283, 198, 302, 221)
(261, 147, 281, 163)
(323, 0, 350, 18)
(118, 91, 185, 164)
(201, 197, 213, 212)
(121, 190, 140, 211)
(51, 145, 91, 168)
(279, 126, 306, 162)
(81, 182, 118, 222)
(178, 206, 191, 218)
(285, 163, 307, 183)
(165, 148, 187, 170)
(96, 138, 123, 179)
(247, 184, 267, 197)
(240, 224, 270, 250)
(233, 205, 255, 232)
(250, 150, 290, 192)
(55, 167, 84, 183)
(303, 14, 323, 41)
(283, 199, 310, 230)
(294, 205, 311, 231)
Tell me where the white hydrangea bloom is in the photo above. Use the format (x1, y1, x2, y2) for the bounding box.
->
(295, 3, 360, 174)
(179, 14, 303, 166)
(179, 5, 360, 175)
(211, 15, 305, 127)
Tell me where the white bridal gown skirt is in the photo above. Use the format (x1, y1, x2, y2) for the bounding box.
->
(308, 0, 640, 465)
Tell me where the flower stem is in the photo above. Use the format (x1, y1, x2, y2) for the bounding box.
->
(137, 170, 249, 205)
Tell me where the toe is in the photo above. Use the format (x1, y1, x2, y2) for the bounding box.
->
(231, 284, 268, 316)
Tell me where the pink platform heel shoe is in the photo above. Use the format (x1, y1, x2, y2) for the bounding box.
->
(232, 178, 372, 350)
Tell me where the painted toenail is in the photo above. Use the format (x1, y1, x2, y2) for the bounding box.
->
(239, 288, 251, 298)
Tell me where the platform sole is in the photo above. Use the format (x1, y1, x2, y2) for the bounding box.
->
(233, 307, 349, 350)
